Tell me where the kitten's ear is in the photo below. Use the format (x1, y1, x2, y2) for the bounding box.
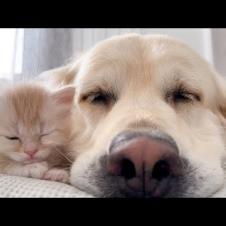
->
(52, 86, 76, 107)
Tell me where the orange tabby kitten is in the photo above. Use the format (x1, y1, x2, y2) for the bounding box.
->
(0, 83, 75, 183)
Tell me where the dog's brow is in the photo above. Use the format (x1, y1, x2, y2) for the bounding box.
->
(163, 72, 201, 92)
(78, 73, 119, 95)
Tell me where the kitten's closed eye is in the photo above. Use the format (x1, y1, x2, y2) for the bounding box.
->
(40, 133, 50, 138)
(40, 130, 55, 138)
(6, 136, 20, 141)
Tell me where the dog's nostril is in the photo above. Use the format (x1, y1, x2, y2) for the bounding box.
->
(120, 159, 136, 179)
(152, 160, 170, 181)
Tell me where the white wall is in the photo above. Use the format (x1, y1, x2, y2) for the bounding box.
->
(0, 29, 214, 81)
(0, 29, 24, 80)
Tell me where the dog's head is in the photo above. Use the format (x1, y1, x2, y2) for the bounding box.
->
(41, 34, 226, 197)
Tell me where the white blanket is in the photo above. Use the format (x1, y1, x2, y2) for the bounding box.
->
(0, 174, 93, 197)
(0, 173, 226, 197)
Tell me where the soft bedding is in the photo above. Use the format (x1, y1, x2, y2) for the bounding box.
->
(0, 174, 93, 197)
(0, 173, 226, 197)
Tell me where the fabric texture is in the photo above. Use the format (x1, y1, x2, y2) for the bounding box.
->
(1, 173, 226, 197)
(0, 174, 93, 198)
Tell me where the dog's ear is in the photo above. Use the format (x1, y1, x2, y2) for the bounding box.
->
(38, 54, 83, 87)
(214, 72, 226, 124)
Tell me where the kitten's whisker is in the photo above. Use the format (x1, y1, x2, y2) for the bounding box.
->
(62, 167, 71, 170)
(55, 148, 73, 163)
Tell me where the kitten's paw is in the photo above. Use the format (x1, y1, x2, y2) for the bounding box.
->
(43, 168, 69, 183)
(23, 162, 49, 179)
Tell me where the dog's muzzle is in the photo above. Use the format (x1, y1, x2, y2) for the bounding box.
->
(106, 130, 185, 197)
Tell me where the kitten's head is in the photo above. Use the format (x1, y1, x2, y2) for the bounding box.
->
(0, 83, 75, 164)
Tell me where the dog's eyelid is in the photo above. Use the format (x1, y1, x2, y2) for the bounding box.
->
(176, 89, 200, 99)
(166, 87, 201, 104)
(79, 91, 97, 102)
(79, 88, 104, 101)
(79, 89, 117, 103)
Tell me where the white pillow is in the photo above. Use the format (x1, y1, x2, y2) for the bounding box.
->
(1, 173, 226, 197)
(0, 174, 93, 198)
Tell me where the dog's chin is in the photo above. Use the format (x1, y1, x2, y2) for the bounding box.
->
(70, 154, 225, 198)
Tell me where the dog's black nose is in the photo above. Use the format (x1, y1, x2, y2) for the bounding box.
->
(107, 131, 184, 197)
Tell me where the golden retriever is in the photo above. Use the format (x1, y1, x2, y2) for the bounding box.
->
(39, 33, 226, 197)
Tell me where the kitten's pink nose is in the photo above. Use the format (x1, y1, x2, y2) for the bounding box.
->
(25, 148, 38, 158)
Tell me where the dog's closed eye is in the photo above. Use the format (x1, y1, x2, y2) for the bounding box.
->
(89, 92, 111, 105)
(80, 90, 117, 106)
(166, 88, 201, 105)
(173, 90, 199, 102)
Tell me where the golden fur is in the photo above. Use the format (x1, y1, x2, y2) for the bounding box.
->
(7, 84, 47, 128)
(0, 82, 75, 183)
(39, 33, 226, 197)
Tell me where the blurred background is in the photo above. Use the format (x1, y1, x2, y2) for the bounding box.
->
(0, 29, 225, 81)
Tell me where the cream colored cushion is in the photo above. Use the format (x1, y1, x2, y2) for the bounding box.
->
(0, 174, 93, 198)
